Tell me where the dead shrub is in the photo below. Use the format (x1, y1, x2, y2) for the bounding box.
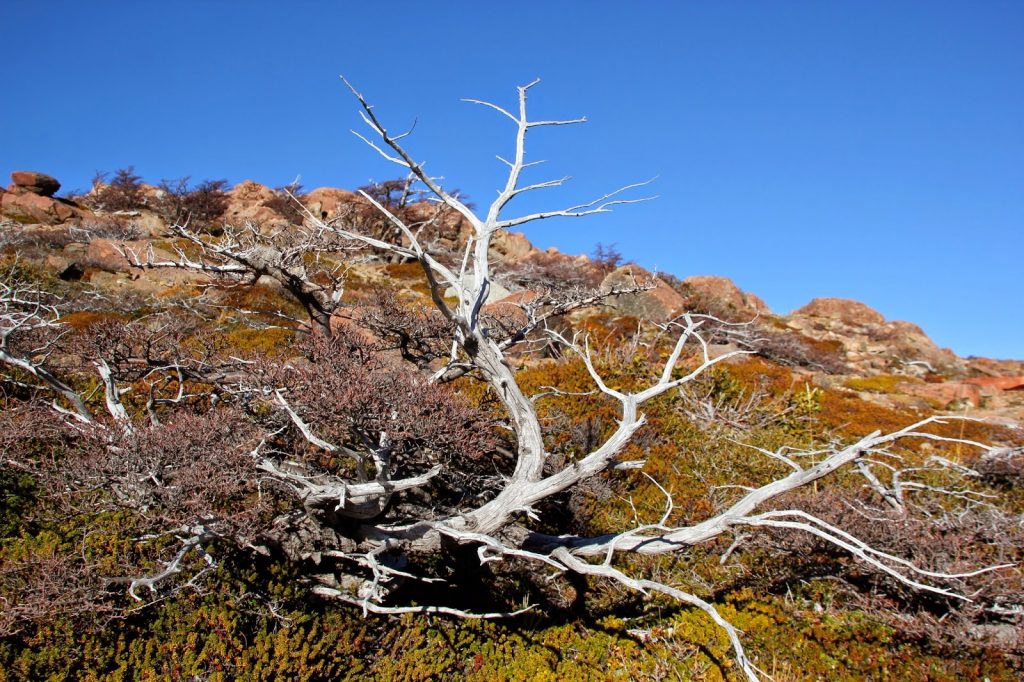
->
(155, 177, 230, 229)
(973, 447, 1024, 487)
(500, 250, 604, 290)
(84, 167, 147, 212)
(755, 330, 848, 373)
(757, 487, 1024, 653)
(591, 242, 624, 274)
(72, 217, 145, 241)
(261, 181, 307, 225)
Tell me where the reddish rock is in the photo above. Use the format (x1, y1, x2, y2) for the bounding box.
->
(481, 299, 530, 329)
(795, 298, 885, 326)
(85, 238, 132, 272)
(964, 376, 1024, 391)
(80, 238, 180, 275)
(10, 171, 61, 197)
(967, 357, 1024, 377)
(306, 187, 359, 219)
(483, 289, 544, 319)
(128, 210, 168, 237)
(786, 297, 964, 376)
(139, 183, 163, 202)
(1, 189, 80, 224)
(230, 179, 277, 205)
(879, 321, 961, 371)
(897, 381, 983, 408)
(683, 275, 771, 316)
(491, 230, 533, 260)
(601, 265, 685, 321)
(500, 290, 545, 307)
(224, 180, 288, 226)
(746, 293, 770, 313)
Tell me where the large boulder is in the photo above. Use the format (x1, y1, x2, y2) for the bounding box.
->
(10, 171, 61, 197)
(601, 265, 685, 321)
(795, 298, 884, 327)
(85, 238, 133, 272)
(225, 180, 288, 225)
(1, 172, 93, 224)
(967, 357, 1024, 377)
(1, 189, 82, 224)
(306, 187, 359, 220)
(124, 209, 168, 237)
(490, 230, 533, 260)
(682, 275, 771, 317)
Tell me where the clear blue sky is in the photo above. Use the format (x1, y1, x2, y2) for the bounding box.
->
(2, 2, 1021, 359)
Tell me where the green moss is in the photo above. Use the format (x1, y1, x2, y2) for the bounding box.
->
(60, 310, 130, 331)
(844, 374, 917, 394)
(216, 325, 295, 357)
(0, 470, 35, 538)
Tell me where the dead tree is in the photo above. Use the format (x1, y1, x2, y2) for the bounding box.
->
(288, 79, 1011, 679)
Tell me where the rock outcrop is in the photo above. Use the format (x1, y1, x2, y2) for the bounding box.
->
(896, 381, 983, 408)
(601, 265, 685, 321)
(10, 171, 61, 197)
(795, 298, 883, 327)
(968, 357, 1024, 378)
(787, 297, 963, 376)
(682, 275, 771, 317)
(490, 230, 533, 260)
(306, 187, 359, 220)
(1, 171, 90, 224)
(225, 180, 288, 226)
(84, 238, 134, 273)
(964, 376, 1024, 392)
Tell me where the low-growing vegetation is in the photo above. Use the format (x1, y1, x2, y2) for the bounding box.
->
(844, 374, 918, 394)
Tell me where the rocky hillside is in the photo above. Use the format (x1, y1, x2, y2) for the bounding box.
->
(3, 168, 1022, 429)
(3, 168, 1024, 680)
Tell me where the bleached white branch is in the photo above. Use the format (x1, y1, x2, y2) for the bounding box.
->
(550, 548, 758, 682)
(742, 509, 1012, 600)
(341, 76, 481, 231)
(117, 531, 214, 601)
(494, 179, 657, 231)
(96, 359, 133, 434)
(274, 389, 369, 479)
